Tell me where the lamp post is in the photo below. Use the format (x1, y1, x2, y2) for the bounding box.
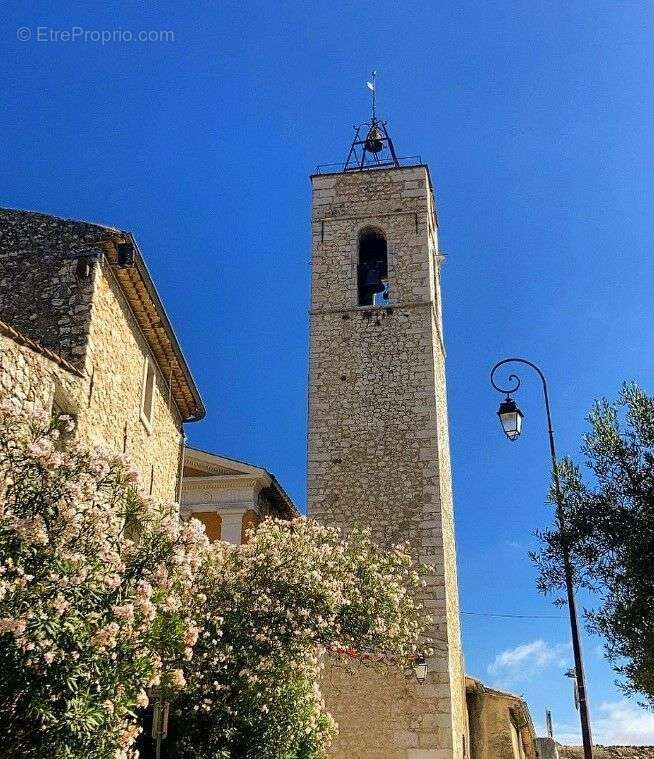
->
(490, 357, 594, 759)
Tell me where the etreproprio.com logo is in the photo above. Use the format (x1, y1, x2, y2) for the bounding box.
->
(17, 26, 175, 44)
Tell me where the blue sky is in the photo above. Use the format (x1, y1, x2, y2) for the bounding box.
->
(3, 0, 654, 744)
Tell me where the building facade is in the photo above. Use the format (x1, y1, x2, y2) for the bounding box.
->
(0, 208, 204, 500)
(180, 446, 298, 542)
(465, 677, 537, 759)
(307, 154, 467, 758)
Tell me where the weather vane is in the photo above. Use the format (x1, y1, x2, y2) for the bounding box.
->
(342, 69, 399, 171)
(367, 70, 377, 121)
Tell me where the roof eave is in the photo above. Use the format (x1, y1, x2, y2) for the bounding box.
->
(108, 232, 206, 423)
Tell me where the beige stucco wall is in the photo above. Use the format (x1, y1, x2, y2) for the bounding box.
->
(182, 475, 264, 544)
(465, 682, 536, 759)
(308, 166, 466, 758)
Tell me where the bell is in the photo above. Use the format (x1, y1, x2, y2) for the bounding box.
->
(364, 125, 384, 153)
(362, 265, 381, 288)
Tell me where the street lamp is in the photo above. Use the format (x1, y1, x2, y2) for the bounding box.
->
(497, 396, 524, 441)
(565, 668, 581, 711)
(413, 654, 428, 684)
(490, 357, 594, 759)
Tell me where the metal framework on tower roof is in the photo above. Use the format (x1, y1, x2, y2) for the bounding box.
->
(343, 118, 400, 171)
(342, 71, 401, 171)
(314, 72, 424, 174)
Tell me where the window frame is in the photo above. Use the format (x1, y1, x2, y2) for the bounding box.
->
(354, 225, 393, 308)
(140, 356, 156, 433)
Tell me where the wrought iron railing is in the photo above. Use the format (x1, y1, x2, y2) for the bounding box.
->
(314, 155, 423, 174)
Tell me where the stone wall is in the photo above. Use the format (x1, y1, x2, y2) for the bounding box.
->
(0, 307, 183, 503)
(0, 208, 114, 364)
(0, 329, 84, 419)
(0, 207, 186, 502)
(537, 737, 559, 759)
(81, 260, 183, 503)
(308, 166, 467, 758)
(559, 748, 654, 759)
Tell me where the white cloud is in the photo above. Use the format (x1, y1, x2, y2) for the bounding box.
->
(550, 700, 654, 745)
(488, 639, 570, 689)
(595, 700, 654, 744)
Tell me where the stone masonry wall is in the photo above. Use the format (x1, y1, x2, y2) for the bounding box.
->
(465, 683, 536, 759)
(80, 260, 184, 503)
(0, 331, 84, 418)
(308, 166, 466, 759)
(559, 748, 654, 759)
(0, 208, 113, 364)
(0, 288, 182, 504)
(0, 209, 184, 502)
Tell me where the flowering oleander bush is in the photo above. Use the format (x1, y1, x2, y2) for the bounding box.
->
(0, 400, 208, 759)
(0, 400, 429, 759)
(170, 518, 429, 758)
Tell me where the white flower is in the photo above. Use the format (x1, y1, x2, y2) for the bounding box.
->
(168, 669, 186, 689)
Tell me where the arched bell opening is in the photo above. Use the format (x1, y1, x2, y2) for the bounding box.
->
(357, 228, 389, 306)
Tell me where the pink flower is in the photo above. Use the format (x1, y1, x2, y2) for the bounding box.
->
(183, 625, 199, 647)
(103, 574, 121, 590)
(91, 623, 120, 649)
(52, 595, 69, 614)
(112, 604, 135, 623)
(135, 598, 156, 621)
(0, 617, 26, 636)
(136, 580, 153, 599)
(168, 668, 186, 690)
(12, 516, 49, 546)
(126, 465, 139, 483)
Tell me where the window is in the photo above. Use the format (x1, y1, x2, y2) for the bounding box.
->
(51, 383, 77, 441)
(140, 357, 156, 431)
(509, 718, 526, 759)
(357, 228, 389, 306)
(75, 257, 92, 280)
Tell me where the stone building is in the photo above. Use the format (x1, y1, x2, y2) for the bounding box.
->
(0, 166, 548, 759)
(0, 208, 204, 500)
(465, 677, 537, 759)
(180, 446, 299, 542)
(307, 123, 467, 758)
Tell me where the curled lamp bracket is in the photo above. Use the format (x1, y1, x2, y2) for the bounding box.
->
(490, 359, 524, 397)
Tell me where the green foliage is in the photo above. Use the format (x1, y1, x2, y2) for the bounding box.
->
(0, 401, 427, 758)
(169, 519, 429, 758)
(0, 402, 203, 758)
(534, 383, 654, 703)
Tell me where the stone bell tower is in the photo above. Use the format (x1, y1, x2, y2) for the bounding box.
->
(307, 114, 467, 759)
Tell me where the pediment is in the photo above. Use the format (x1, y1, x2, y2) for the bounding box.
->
(181, 446, 299, 519)
(183, 447, 268, 480)
(184, 462, 246, 478)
